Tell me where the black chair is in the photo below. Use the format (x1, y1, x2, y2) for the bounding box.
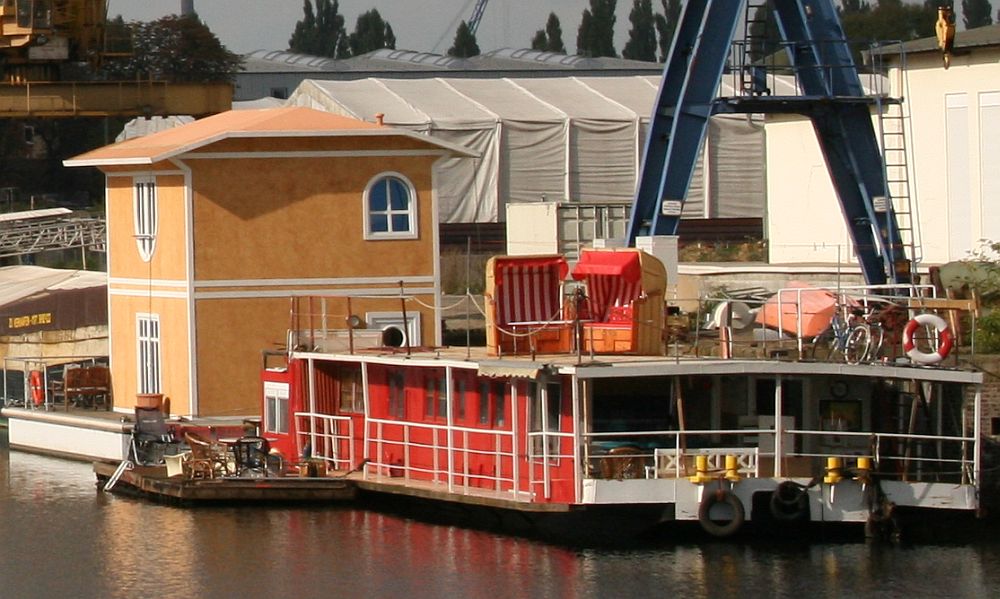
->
(231, 436, 276, 477)
(130, 406, 177, 466)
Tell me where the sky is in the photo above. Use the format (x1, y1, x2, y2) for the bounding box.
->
(106, 0, 642, 56)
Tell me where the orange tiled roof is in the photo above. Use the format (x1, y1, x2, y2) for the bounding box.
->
(65, 106, 472, 166)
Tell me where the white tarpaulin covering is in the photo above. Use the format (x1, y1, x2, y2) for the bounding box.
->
(288, 76, 764, 224)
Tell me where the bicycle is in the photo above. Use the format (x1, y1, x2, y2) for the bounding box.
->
(813, 306, 884, 364)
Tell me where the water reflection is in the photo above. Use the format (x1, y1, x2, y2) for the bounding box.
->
(2, 430, 1000, 598)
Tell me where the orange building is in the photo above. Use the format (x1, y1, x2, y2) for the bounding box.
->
(66, 107, 472, 417)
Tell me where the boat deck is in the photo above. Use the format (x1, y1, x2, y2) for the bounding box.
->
(93, 461, 358, 505)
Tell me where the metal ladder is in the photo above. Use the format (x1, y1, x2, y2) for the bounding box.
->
(873, 46, 922, 274)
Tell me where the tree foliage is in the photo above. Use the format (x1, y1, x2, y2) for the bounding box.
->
(962, 0, 994, 28)
(288, 0, 350, 58)
(654, 0, 681, 62)
(348, 8, 396, 55)
(577, 0, 617, 57)
(623, 0, 657, 61)
(100, 14, 242, 83)
(448, 20, 480, 58)
(531, 12, 566, 53)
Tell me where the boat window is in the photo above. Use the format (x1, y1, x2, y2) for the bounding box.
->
(263, 381, 289, 434)
(363, 173, 417, 240)
(530, 381, 561, 458)
(337, 366, 362, 413)
(478, 381, 490, 425)
(437, 377, 447, 419)
(455, 378, 466, 421)
(388, 371, 405, 418)
(494, 383, 506, 427)
(133, 175, 158, 261)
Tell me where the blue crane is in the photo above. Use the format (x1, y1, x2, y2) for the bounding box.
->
(627, 0, 911, 286)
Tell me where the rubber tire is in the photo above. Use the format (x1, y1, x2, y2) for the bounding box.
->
(769, 481, 810, 521)
(698, 490, 746, 538)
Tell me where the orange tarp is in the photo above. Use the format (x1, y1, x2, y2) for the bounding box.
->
(755, 282, 841, 338)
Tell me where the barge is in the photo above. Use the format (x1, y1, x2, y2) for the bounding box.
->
(256, 248, 989, 541)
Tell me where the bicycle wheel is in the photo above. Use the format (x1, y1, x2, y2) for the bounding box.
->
(867, 324, 884, 362)
(844, 325, 871, 364)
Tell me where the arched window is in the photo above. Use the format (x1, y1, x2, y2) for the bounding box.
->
(364, 173, 417, 239)
(133, 175, 158, 261)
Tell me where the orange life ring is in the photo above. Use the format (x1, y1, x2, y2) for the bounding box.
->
(902, 313, 953, 365)
(29, 370, 44, 406)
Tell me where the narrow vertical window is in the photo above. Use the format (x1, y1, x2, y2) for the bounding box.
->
(133, 175, 158, 261)
(388, 372, 405, 418)
(494, 382, 506, 427)
(136, 313, 161, 394)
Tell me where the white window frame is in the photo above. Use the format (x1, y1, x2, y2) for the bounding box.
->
(363, 172, 418, 240)
(136, 313, 161, 395)
(264, 381, 290, 434)
(133, 175, 158, 261)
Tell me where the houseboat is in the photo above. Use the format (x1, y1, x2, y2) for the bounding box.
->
(260, 248, 988, 541)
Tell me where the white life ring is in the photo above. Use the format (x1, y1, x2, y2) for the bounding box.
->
(902, 313, 954, 365)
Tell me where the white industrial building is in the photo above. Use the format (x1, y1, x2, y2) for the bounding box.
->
(766, 24, 1000, 269)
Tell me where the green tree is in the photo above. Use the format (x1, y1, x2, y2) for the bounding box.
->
(623, 0, 657, 61)
(288, 0, 350, 58)
(531, 12, 566, 53)
(654, 0, 681, 62)
(348, 8, 396, 55)
(101, 14, 242, 83)
(577, 0, 617, 57)
(963, 0, 994, 28)
(448, 20, 480, 58)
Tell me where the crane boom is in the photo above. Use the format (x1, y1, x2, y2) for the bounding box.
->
(627, 0, 911, 286)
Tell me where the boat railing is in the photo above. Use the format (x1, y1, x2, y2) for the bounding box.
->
(582, 427, 978, 486)
(526, 429, 576, 499)
(364, 416, 523, 500)
(294, 412, 354, 471)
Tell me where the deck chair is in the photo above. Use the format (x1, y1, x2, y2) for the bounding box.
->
(130, 406, 177, 466)
(183, 431, 232, 479)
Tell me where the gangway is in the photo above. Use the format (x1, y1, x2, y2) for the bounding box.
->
(627, 0, 913, 286)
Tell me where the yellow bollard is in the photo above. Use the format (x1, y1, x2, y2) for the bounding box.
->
(688, 454, 711, 484)
(725, 455, 741, 481)
(856, 456, 872, 472)
(824, 456, 843, 484)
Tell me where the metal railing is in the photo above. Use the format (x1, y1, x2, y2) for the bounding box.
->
(294, 411, 354, 471)
(365, 417, 524, 499)
(581, 427, 977, 487)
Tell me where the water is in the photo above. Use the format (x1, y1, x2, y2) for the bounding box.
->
(2, 428, 1000, 599)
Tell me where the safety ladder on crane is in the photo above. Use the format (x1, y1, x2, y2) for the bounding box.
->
(740, 1, 775, 95)
(872, 47, 922, 272)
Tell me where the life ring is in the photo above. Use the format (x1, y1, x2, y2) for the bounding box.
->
(769, 481, 810, 521)
(902, 313, 953, 365)
(28, 370, 44, 406)
(698, 489, 746, 538)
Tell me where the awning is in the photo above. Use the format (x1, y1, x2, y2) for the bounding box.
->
(571, 250, 641, 282)
(494, 255, 568, 279)
(477, 360, 544, 380)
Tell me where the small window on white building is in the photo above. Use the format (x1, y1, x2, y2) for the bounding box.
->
(133, 175, 158, 261)
(364, 173, 417, 240)
(136, 314, 161, 394)
(264, 381, 290, 434)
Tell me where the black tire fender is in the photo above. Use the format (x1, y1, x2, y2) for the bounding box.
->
(698, 489, 746, 538)
(769, 480, 810, 521)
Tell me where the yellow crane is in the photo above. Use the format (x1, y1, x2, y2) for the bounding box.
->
(0, 0, 107, 82)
